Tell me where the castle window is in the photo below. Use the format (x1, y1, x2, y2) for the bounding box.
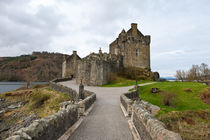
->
(136, 49, 138, 56)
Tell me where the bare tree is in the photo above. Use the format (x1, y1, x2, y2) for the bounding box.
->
(176, 63, 209, 82)
(175, 70, 186, 81)
(200, 63, 210, 81)
(187, 65, 200, 81)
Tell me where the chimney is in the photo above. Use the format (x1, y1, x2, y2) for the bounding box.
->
(99, 48, 102, 54)
(131, 23, 138, 36)
(73, 50, 77, 56)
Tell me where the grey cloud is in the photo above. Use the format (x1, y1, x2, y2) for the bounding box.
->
(0, 0, 210, 76)
(0, 0, 63, 55)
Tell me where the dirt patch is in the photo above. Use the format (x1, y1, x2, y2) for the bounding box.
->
(200, 92, 210, 105)
(200, 87, 210, 105)
(184, 88, 192, 92)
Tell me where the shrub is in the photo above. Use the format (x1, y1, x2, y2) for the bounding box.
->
(118, 67, 151, 80)
(184, 88, 192, 92)
(162, 92, 177, 106)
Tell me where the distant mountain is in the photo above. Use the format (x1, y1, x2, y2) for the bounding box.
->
(0, 52, 69, 82)
(160, 77, 177, 80)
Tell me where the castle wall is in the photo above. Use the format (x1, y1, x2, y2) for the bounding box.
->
(62, 51, 80, 78)
(76, 53, 121, 86)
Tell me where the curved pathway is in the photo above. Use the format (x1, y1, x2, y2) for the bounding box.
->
(60, 80, 155, 140)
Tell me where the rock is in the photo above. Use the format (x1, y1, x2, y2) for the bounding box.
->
(13, 131, 31, 140)
(5, 135, 21, 140)
(59, 101, 72, 110)
(0, 109, 6, 117)
(0, 98, 5, 101)
(7, 102, 24, 109)
(151, 88, 159, 93)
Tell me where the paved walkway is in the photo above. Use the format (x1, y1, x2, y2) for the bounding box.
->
(60, 80, 155, 140)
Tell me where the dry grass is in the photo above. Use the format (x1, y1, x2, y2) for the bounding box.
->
(0, 86, 72, 118)
(158, 109, 210, 140)
(200, 86, 210, 105)
(162, 92, 177, 106)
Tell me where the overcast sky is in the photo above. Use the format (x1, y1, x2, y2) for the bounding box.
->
(0, 0, 209, 77)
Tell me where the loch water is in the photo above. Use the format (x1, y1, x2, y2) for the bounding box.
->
(0, 82, 47, 94)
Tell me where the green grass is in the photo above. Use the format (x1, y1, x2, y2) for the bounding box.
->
(101, 77, 152, 87)
(139, 81, 210, 116)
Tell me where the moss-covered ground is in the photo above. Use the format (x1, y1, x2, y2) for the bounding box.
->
(101, 77, 152, 87)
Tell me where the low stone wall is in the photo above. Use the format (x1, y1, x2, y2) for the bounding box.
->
(132, 102, 182, 140)
(120, 91, 136, 116)
(78, 90, 96, 115)
(49, 77, 77, 99)
(6, 105, 78, 140)
(120, 88, 182, 140)
(6, 78, 96, 140)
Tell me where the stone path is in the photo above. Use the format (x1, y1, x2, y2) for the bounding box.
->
(60, 80, 156, 140)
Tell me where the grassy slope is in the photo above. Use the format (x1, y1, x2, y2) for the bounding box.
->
(139, 81, 210, 115)
(140, 82, 210, 140)
(0, 86, 72, 117)
(101, 77, 152, 87)
(0, 85, 72, 139)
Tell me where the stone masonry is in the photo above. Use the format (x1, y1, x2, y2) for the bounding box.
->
(110, 23, 150, 69)
(62, 23, 157, 86)
(76, 49, 122, 86)
(62, 51, 81, 78)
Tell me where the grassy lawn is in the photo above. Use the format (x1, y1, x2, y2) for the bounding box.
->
(139, 81, 210, 115)
(101, 77, 152, 87)
(139, 81, 210, 139)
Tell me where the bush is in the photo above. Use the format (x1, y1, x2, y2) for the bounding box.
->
(118, 67, 151, 80)
(184, 88, 192, 92)
(162, 92, 177, 106)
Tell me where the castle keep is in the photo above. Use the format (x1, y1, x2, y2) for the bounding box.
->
(62, 23, 155, 86)
(110, 23, 150, 69)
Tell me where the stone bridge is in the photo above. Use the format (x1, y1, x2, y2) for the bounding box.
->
(59, 80, 156, 140)
(6, 79, 181, 140)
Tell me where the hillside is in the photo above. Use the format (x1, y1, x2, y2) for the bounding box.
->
(0, 52, 68, 82)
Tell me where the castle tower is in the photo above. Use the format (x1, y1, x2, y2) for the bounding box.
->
(109, 23, 150, 69)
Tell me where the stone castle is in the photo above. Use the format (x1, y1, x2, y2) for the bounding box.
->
(62, 23, 157, 86)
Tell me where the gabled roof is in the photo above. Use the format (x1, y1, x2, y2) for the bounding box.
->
(127, 28, 144, 37)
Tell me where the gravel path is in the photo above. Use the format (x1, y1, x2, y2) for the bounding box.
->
(60, 80, 155, 140)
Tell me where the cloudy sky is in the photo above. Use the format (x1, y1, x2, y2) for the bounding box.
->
(0, 0, 210, 77)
